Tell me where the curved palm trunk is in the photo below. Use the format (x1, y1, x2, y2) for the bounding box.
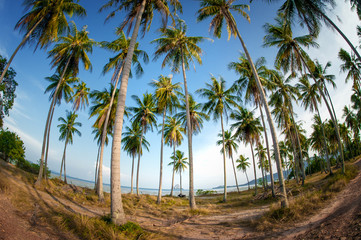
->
(259, 106, 275, 196)
(170, 145, 176, 197)
(230, 155, 240, 193)
(136, 128, 145, 196)
(95, 144, 101, 190)
(285, 120, 299, 183)
(157, 107, 167, 204)
(250, 142, 257, 195)
(131, 155, 135, 194)
(220, 114, 227, 202)
(64, 146, 67, 184)
(97, 63, 124, 202)
(36, 56, 72, 186)
(0, 17, 43, 84)
(181, 50, 196, 209)
(59, 139, 68, 181)
(295, 47, 345, 174)
(315, 102, 332, 174)
(44, 100, 56, 180)
(109, 0, 146, 225)
(245, 171, 250, 190)
(180, 170, 183, 195)
(225, 11, 288, 207)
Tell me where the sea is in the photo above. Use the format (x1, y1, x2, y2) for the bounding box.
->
(50, 172, 248, 196)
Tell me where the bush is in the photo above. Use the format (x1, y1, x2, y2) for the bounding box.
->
(0, 128, 25, 163)
(196, 189, 217, 196)
(16, 158, 50, 177)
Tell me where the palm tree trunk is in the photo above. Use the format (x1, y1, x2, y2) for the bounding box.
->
(59, 139, 68, 181)
(295, 47, 345, 174)
(157, 107, 167, 204)
(250, 142, 257, 195)
(315, 102, 332, 174)
(220, 114, 227, 202)
(97, 63, 124, 202)
(0, 17, 44, 84)
(285, 120, 299, 183)
(95, 144, 101, 190)
(36, 56, 72, 186)
(228, 12, 288, 207)
(109, 0, 146, 225)
(136, 128, 145, 196)
(181, 50, 196, 209)
(259, 106, 275, 196)
(180, 169, 183, 195)
(44, 100, 56, 180)
(245, 171, 250, 190)
(64, 143, 67, 184)
(170, 145, 176, 197)
(231, 155, 240, 193)
(131, 155, 135, 194)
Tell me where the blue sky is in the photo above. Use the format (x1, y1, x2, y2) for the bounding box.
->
(1, 0, 359, 190)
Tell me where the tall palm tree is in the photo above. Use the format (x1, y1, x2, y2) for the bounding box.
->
(297, 76, 332, 173)
(264, 15, 345, 174)
(150, 75, 181, 204)
(197, 0, 288, 207)
(268, 0, 361, 62)
(152, 20, 207, 209)
(43, 72, 78, 179)
(36, 22, 95, 185)
(228, 54, 276, 196)
(57, 111, 81, 183)
(129, 93, 157, 196)
(255, 143, 267, 189)
(216, 130, 240, 193)
(338, 48, 361, 91)
(197, 76, 237, 202)
(0, 0, 86, 84)
(71, 81, 89, 111)
(231, 107, 263, 195)
(170, 150, 188, 196)
(96, 31, 148, 202)
(122, 124, 150, 194)
(100, 0, 181, 224)
(236, 154, 251, 190)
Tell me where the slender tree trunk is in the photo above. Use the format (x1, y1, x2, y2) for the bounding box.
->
(229, 12, 288, 207)
(180, 170, 182, 195)
(220, 114, 227, 202)
(231, 155, 240, 193)
(59, 139, 68, 182)
(95, 144, 101, 191)
(170, 145, 176, 197)
(295, 47, 345, 174)
(36, 56, 72, 186)
(181, 51, 196, 209)
(63, 144, 67, 184)
(259, 106, 275, 196)
(258, 146, 266, 190)
(315, 103, 332, 174)
(250, 142, 257, 195)
(97, 63, 124, 202)
(157, 107, 167, 204)
(109, 0, 146, 225)
(44, 100, 56, 180)
(0, 17, 43, 84)
(131, 155, 135, 194)
(136, 129, 144, 196)
(245, 171, 250, 190)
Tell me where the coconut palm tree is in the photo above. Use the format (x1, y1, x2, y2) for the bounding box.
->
(236, 154, 251, 190)
(164, 116, 185, 197)
(100, 0, 181, 223)
(231, 107, 263, 195)
(0, 0, 86, 84)
(338, 48, 361, 91)
(96, 31, 148, 202)
(228, 54, 276, 196)
(170, 150, 188, 196)
(122, 124, 150, 194)
(216, 130, 240, 193)
(152, 20, 207, 209)
(36, 22, 95, 186)
(71, 81, 89, 111)
(57, 111, 81, 183)
(197, 0, 288, 207)
(264, 15, 345, 174)
(255, 143, 267, 189)
(42, 72, 78, 180)
(297, 76, 332, 173)
(150, 75, 181, 204)
(129, 93, 157, 196)
(197, 76, 238, 202)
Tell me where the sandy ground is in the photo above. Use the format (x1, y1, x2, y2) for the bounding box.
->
(0, 159, 361, 239)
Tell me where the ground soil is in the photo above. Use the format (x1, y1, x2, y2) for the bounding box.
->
(1, 159, 361, 239)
